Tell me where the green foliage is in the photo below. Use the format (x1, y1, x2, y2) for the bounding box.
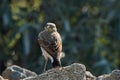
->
(0, 0, 120, 76)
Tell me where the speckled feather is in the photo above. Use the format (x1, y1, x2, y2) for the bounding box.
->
(38, 29, 62, 60)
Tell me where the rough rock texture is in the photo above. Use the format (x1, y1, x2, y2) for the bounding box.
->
(23, 63, 87, 80)
(2, 65, 37, 80)
(97, 69, 120, 80)
(86, 71, 96, 80)
(1, 63, 120, 80)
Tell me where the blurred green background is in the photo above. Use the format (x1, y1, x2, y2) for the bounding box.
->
(0, 0, 120, 76)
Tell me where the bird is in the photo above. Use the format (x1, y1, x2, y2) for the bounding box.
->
(38, 22, 62, 72)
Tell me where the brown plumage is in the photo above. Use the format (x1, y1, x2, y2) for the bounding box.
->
(38, 23, 62, 71)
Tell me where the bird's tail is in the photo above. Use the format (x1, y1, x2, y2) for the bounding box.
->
(52, 58, 61, 68)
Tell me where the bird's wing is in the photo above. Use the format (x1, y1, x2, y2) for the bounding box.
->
(38, 31, 62, 59)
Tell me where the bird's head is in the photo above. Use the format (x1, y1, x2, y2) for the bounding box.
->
(44, 23, 57, 32)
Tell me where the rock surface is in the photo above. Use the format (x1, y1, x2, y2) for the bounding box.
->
(85, 71, 96, 80)
(97, 69, 120, 80)
(1, 63, 120, 80)
(2, 65, 37, 80)
(23, 63, 87, 80)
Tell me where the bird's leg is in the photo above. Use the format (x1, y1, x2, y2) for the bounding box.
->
(43, 58, 48, 72)
(57, 59, 63, 70)
(58, 60, 63, 70)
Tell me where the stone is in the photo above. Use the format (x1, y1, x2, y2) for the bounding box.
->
(2, 65, 37, 80)
(23, 63, 86, 80)
(110, 69, 120, 80)
(1, 63, 120, 80)
(97, 69, 120, 80)
(85, 71, 96, 80)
